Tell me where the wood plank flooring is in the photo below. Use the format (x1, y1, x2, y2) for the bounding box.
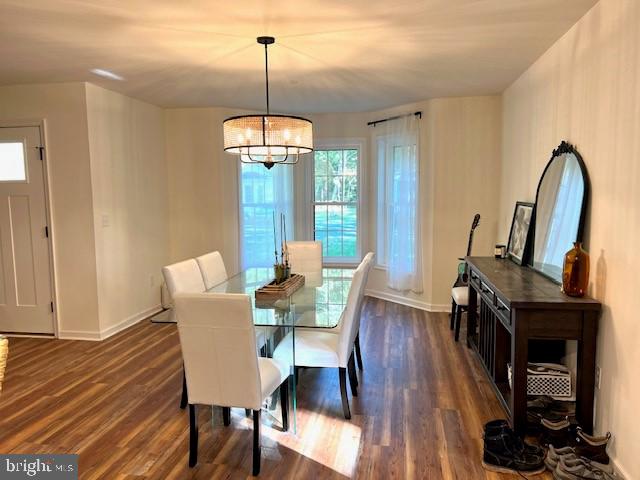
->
(0, 298, 551, 479)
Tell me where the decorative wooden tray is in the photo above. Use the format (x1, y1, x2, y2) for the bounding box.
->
(255, 274, 305, 304)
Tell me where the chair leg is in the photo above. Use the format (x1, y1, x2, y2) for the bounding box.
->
(354, 333, 364, 371)
(222, 407, 231, 426)
(252, 409, 261, 476)
(347, 353, 358, 397)
(180, 366, 188, 409)
(245, 408, 251, 417)
(338, 367, 351, 420)
(450, 300, 456, 330)
(188, 404, 198, 467)
(454, 307, 464, 342)
(279, 377, 289, 432)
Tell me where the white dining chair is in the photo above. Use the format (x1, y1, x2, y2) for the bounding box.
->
(286, 241, 323, 273)
(174, 292, 290, 476)
(273, 260, 366, 419)
(195, 251, 228, 290)
(296, 252, 374, 373)
(162, 259, 207, 410)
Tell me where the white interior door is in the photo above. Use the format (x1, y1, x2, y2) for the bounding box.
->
(0, 126, 54, 334)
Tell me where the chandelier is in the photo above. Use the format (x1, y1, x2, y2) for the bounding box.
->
(223, 36, 313, 169)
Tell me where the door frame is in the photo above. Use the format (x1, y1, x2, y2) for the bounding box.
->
(0, 119, 58, 337)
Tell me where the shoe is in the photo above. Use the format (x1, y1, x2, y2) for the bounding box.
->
(553, 455, 616, 479)
(541, 417, 574, 447)
(546, 451, 613, 474)
(482, 421, 545, 475)
(484, 420, 544, 457)
(573, 428, 611, 464)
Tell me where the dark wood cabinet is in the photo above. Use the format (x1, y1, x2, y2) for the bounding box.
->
(465, 257, 601, 434)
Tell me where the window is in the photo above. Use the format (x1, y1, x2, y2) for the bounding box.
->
(0, 142, 27, 182)
(239, 162, 293, 269)
(375, 115, 422, 292)
(312, 148, 359, 263)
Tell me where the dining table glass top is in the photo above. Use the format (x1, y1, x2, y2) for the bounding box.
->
(206, 267, 354, 328)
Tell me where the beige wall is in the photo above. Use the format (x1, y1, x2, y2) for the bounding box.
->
(165, 96, 502, 309)
(85, 84, 169, 335)
(0, 83, 100, 335)
(500, 0, 639, 476)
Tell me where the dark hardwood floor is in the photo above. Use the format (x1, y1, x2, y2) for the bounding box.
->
(0, 298, 550, 479)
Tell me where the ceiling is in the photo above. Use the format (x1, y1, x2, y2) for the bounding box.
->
(0, 0, 598, 113)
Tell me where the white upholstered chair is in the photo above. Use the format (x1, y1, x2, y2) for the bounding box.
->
(162, 259, 207, 409)
(174, 292, 290, 476)
(273, 260, 367, 419)
(297, 252, 374, 372)
(286, 241, 323, 274)
(195, 251, 228, 290)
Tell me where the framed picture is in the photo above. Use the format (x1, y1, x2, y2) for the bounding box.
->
(507, 201, 534, 265)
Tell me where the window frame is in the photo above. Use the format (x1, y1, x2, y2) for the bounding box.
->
(308, 140, 364, 266)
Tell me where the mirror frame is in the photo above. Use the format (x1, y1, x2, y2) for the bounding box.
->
(528, 140, 590, 283)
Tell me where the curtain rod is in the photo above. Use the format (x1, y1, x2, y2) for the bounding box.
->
(367, 111, 422, 127)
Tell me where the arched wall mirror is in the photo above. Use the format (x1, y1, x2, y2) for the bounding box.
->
(529, 141, 589, 283)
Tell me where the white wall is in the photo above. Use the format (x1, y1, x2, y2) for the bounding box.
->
(164, 96, 502, 309)
(0, 83, 100, 336)
(500, 0, 639, 476)
(85, 84, 169, 336)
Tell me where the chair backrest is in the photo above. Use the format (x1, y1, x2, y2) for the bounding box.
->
(195, 251, 228, 290)
(174, 292, 262, 410)
(287, 241, 323, 274)
(162, 259, 206, 297)
(336, 261, 367, 367)
(354, 252, 375, 331)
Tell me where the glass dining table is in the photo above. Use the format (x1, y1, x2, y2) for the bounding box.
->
(206, 267, 354, 432)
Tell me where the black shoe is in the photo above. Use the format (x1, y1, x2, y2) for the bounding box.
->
(483, 421, 545, 476)
(484, 419, 544, 457)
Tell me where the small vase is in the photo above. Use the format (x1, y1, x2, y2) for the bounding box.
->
(562, 242, 590, 297)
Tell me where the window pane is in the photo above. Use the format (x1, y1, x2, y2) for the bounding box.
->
(314, 151, 328, 176)
(328, 150, 343, 175)
(0, 143, 26, 181)
(343, 176, 358, 202)
(314, 205, 328, 231)
(328, 176, 343, 202)
(327, 231, 342, 257)
(314, 176, 328, 202)
(328, 205, 342, 230)
(344, 149, 357, 175)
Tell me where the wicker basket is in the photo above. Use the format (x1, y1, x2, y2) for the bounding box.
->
(0, 335, 7, 394)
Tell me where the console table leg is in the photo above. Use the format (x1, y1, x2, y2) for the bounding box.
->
(510, 312, 528, 434)
(576, 313, 598, 434)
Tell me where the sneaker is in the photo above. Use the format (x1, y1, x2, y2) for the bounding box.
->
(541, 417, 574, 447)
(483, 424, 545, 475)
(546, 445, 575, 470)
(553, 455, 617, 479)
(573, 428, 611, 464)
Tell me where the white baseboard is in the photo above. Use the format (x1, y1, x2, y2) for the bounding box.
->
(58, 304, 162, 341)
(57, 329, 102, 341)
(365, 289, 450, 313)
(99, 304, 163, 340)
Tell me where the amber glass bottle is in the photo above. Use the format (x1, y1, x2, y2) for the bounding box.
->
(562, 242, 590, 297)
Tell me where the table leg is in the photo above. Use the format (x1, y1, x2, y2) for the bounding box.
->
(510, 312, 528, 434)
(576, 314, 597, 434)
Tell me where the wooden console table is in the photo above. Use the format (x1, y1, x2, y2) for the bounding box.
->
(465, 257, 601, 434)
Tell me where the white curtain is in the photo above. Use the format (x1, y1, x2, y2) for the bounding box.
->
(377, 115, 422, 292)
(239, 162, 294, 269)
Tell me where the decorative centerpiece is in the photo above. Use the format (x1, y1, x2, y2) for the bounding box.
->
(273, 212, 290, 284)
(254, 213, 305, 304)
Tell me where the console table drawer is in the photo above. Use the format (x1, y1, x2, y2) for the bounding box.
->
(495, 296, 511, 327)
